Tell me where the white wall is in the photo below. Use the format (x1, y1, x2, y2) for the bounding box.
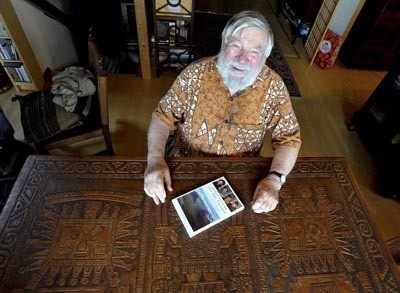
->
(329, 0, 361, 36)
(11, 0, 78, 73)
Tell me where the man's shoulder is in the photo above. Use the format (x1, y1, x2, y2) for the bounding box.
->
(178, 56, 217, 78)
(261, 64, 283, 81)
(186, 56, 216, 69)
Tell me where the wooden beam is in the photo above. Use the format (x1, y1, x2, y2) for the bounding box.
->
(134, 0, 151, 79)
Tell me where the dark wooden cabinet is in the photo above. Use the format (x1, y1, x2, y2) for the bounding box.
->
(349, 67, 400, 197)
(280, 0, 323, 22)
(279, 0, 323, 43)
(340, 0, 400, 70)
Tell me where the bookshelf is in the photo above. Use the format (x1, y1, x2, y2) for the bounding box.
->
(152, 0, 194, 75)
(0, 0, 44, 92)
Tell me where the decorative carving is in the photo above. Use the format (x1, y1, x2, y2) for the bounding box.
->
(0, 156, 398, 291)
(17, 195, 143, 290)
(386, 236, 400, 266)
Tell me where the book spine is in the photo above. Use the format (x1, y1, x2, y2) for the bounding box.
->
(15, 66, 24, 81)
(6, 67, 19, 82)
(3, 62, 30, 82)
(3, 61, 23, 67)
(0, 39, 18, 60)
(0, 42, 11, 59)
(17, 65, 30, 82)
(9, 41, 18, 60)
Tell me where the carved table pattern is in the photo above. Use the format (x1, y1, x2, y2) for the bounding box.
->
(0, 156, 398, 292)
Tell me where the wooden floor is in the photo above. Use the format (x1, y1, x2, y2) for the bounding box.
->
(104, 1, 400, 243)
(1, 0, 399, 243)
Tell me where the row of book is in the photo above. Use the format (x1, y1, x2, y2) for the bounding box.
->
(0, 39, 19, 60)
(3, 62, 30, 82)
(0, 21, 30, 83)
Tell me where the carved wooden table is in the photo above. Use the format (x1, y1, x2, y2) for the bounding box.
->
(0, 156, 399, 292)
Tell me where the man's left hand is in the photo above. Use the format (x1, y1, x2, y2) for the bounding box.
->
(251, 177, 281, 214)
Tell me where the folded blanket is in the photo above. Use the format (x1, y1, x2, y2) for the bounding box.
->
(51, 66, 96, 112)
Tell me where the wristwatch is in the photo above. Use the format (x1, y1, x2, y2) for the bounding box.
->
(268, 171, 286, 185)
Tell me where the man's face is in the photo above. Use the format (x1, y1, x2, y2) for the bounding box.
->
(218, 28, 267, 92)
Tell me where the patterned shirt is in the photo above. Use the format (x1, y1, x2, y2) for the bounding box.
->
(153, 56, 301, 157)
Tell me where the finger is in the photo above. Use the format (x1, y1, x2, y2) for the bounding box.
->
(251, 198, 264, 212)
(164, 168, 173, 192)
(144, 186, 161, 205)
(144, 186, 151, 197)
(251, 190, 261, 205)
(151, 193, 160, 205)
(252, 202, 265, 213)
(154, 185, 167, 204)
(144, 181, 164, 204)
(252, 198, 276, 214)
(253, 204, 270, 214)
(258, 202, 278, 214)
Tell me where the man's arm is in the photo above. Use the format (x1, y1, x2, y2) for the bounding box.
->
(144, 116, 173, 204)
(251, 145, 299, 213)
(268, 145, 299, 176)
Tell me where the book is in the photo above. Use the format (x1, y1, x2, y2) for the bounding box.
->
(17, 65, 30, 82)
(3, 62, 30, 82)
(172, 176, 244, 237)
(0, 39, 18, 60)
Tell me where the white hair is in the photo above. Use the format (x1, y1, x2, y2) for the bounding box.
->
(221, 11, 274, 59)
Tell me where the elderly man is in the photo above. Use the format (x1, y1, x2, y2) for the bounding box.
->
(144, 11, 301, 214)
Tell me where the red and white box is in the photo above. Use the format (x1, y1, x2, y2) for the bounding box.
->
(314, 29, 342, 69)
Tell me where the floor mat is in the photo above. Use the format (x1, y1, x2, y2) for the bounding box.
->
(267, 41, 301, 98)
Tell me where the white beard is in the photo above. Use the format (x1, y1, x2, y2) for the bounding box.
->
(217, 51, 264, 93)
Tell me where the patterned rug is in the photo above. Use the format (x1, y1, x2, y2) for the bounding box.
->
(266, 42, 301, 98)
(193, 11, 301, 98)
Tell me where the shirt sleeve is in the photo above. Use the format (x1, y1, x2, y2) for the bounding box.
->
(152, 66, 192, 130)
(266, 76, 302, 150)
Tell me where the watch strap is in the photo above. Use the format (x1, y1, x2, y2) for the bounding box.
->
(266, 174, 282, 185)
(268, 170, 286, 185)
(268, 171, 284, 178)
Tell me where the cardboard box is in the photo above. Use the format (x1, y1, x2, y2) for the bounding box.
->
(314, 29, 342, 69)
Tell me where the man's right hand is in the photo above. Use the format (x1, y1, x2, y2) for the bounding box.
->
(144, 157, 173, 204)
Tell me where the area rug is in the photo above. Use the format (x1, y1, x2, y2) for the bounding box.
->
(193, 11, 301, 98)
(266, 41, 301, 98)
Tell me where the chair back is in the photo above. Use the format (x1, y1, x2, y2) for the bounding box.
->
(88, 32, 107, 77)
(87, 32, 110, 134)
(32, 29, 114, 155)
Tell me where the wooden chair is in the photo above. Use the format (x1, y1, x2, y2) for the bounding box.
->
(34, 33, 114, 155)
